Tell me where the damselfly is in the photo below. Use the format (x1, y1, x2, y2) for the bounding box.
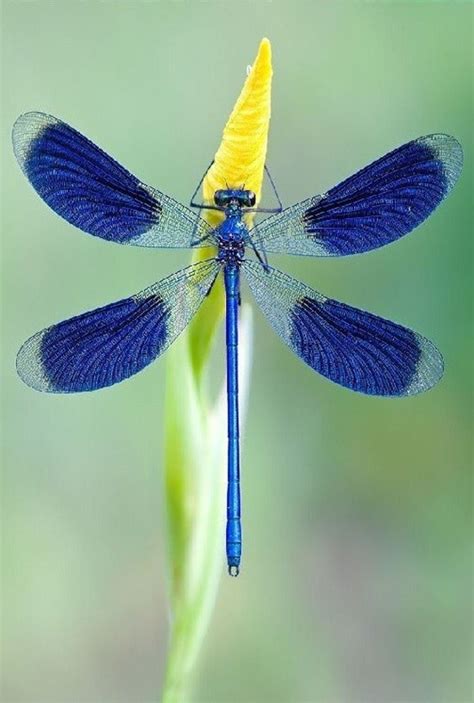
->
(13, 112, 462, 575)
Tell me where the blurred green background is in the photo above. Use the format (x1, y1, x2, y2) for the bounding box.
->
(1, 2, 472, 702)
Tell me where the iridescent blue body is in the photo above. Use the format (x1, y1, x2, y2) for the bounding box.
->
(224, 264, 242, 574)
(215, 201, 248, 574)
(13, 112, 463, 576)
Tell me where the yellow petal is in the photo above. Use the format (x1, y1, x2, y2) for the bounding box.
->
(203, 37, 273, 225)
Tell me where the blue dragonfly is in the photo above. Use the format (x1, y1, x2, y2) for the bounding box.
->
(13, 112, 462, 575)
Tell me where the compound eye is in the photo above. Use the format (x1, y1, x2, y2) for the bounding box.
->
(242, 191, 256, 207)
(214, 190, 230, 207)
(214, 190, 232, 207)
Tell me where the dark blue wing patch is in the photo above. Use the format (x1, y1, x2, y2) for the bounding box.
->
(17, 259, 220, 393)
(243, 261, 443, 397)
(12, 112, 213, 248)
(302, 135, 462, 255)
(17, 293, 169, 392)
(290, 296, 442, 396)
(254, 134, 463, 257)
(13, 112, 160, 243)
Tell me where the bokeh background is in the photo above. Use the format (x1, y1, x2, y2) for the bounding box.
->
(1, 2, 472, 702)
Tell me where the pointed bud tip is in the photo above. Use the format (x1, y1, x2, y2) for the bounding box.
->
(254, 37, 272, 70)
(202, 36, 273, 214)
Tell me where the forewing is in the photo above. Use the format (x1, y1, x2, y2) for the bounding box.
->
(17, 259, 220, 392)
(13, 112, 213, 248)
(243, 260, 443, 396)
(253, 134, 462, 256)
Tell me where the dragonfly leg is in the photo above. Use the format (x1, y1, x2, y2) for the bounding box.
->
(241, 163, 284, 216)
(190, 231, 213, 247)
(189, 159, 214, 208)
(189, 159, 226, 213)
(246, 231, 270, 273)
(264, 162, 283, 213)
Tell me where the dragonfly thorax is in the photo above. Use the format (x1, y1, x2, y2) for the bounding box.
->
(216, 213, 247, 264)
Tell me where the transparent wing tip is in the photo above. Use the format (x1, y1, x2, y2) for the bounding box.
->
(16, 331, 54, 393)
(404, 335, 444, 396)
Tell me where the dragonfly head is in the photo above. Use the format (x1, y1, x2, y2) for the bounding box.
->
(214, 189, 256, 209)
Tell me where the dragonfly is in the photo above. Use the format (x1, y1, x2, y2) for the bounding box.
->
(13, 111, 462, 576)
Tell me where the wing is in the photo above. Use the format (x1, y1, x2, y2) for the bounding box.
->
(243, 260, 443, 396)
(17, 259, 220, 393)
(12, 112, 213, 248)
(252, 134, 462, 256)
